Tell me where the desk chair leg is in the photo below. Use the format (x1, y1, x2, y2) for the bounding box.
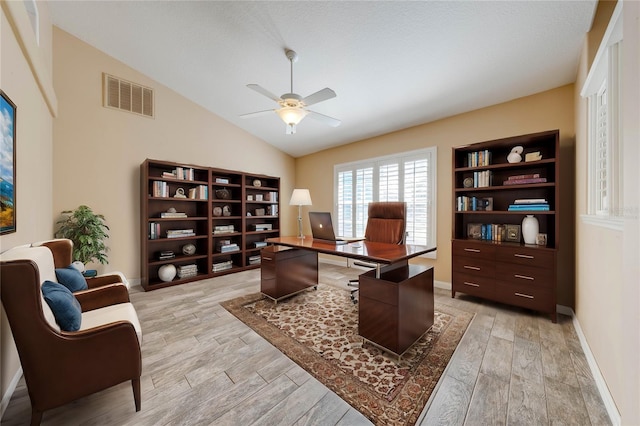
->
(348, 279, 358, 303)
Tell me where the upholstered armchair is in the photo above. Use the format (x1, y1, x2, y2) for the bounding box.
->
(348, 202, 407, 302)
(0, 243, 141, 425)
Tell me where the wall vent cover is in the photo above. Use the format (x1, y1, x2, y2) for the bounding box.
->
(103, 73, 154, 118)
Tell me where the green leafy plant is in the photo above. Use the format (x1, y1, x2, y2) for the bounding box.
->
(55, 205, 110, 265)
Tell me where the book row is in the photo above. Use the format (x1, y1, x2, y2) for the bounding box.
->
(467, 149, 492, 167)
(457, 196, 493, 212)
(161, 167, 196, 181)
(151, 181, 208, 199)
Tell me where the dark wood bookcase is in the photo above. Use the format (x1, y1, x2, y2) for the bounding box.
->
(451, 130, 559, 322)
(140, 159, 280, 290)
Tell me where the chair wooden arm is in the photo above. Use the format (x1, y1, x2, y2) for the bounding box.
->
(85, 274, 123, 289)
(74, 284, 130, 312)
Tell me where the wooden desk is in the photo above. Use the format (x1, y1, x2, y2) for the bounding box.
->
(264, 237, 436, 356)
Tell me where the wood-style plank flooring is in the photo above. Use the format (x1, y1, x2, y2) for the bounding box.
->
(1, 263, 611, 425)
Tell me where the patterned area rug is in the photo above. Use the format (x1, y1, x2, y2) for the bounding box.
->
(221, 284, 473, 425)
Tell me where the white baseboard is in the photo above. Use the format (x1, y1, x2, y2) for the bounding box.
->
(565, 306, 621, 426)
(1, 367, 22, 418)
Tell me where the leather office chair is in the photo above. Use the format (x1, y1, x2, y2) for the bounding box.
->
(348, 201, 407, 302)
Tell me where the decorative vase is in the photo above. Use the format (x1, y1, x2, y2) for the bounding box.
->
(521, 215, 539, 244)
(158, 264, 177, 282)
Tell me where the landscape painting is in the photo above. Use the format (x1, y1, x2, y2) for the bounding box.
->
(1, 90, 16, 234)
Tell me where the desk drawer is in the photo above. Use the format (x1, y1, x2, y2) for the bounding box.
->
(452, 240, 496, 261)
(496, 246, 555, 268)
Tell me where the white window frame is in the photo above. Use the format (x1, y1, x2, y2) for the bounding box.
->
(581, 1, 623, 231)
(334, 147, 437, 257)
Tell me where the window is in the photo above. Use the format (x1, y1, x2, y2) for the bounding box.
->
(581, 2, 623, 230)
(334, 147, 437, 250)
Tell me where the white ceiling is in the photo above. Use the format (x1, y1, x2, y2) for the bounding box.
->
(48, 1, 597, 158)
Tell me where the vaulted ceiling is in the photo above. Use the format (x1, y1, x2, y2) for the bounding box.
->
(49, 1, 597, 157)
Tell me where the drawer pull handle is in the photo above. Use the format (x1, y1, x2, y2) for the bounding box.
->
(464, 248, 481, 253)
(515, 292, 534, 299)
(514, 254, 534, 259)
(463, 281, 480, 287)
(262, 257, 273, 261)
(514, 274, 534, 280)
(464, 265, 481, 271)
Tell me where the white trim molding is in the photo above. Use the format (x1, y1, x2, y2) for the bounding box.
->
(580, 214, 624, 231)
(1, 367, 22, 418)
(566, 307, 622, 426)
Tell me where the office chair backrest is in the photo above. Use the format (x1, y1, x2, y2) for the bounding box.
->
(364, 202, 406, 244)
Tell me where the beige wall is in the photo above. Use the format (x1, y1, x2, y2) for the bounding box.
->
(574, 1, 640, 423)
(296, 85, 576, 306)
(52, 28, 297, 280)
(0, 0, 56, 411)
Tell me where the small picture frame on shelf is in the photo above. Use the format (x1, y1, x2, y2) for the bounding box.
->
(467, 223, 482, 240)
(505, 224, 521, 242)
(247, 195, 253, 201)
(536, 233, 547, 246)
(255, 194, 263, 201)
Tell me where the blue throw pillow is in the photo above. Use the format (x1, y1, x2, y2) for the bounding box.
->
(55, 265, 88, 292)
(41, 281, 82, 331)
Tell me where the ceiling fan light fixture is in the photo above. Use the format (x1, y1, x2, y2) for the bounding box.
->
(277, 106, 308, 129)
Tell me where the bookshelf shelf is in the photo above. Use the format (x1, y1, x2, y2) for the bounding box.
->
(451, 130, 560, 322)
(140, 159, 280, 290)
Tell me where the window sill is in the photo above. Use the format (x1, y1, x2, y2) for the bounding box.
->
(580, 214, 623, 232)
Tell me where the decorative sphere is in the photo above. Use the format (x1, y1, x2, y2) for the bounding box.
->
(158, 264, 177, 282)
(182, 243, 196, 255)
(71, 261, 85, 273)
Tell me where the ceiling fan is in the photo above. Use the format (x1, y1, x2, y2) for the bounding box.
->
(241, 49, 341, 135)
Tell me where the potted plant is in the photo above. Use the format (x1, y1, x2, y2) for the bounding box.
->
(55, 205, 110, 268)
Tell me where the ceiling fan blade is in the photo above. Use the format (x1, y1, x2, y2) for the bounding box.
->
(239, 109, 276, 118)
(307, 110, 341, 127)
(247, 84, 282, 102)
(302, 88, 336, 107)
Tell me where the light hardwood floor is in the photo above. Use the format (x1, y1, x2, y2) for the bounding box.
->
(1, 263, 611, 425)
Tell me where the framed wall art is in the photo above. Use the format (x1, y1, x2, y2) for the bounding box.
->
(0, 90, 16, 235)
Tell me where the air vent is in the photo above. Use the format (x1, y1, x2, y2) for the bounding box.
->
(103, 73, 154, 118)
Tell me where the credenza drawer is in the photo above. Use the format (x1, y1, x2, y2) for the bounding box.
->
(493, 282, 554, 313)
(496, 246, 555, 268)
(496, 262, 554, 288)
(453, 256, 496, 278)
(452, 240, 496, 261)
(452, 271, 495, 298)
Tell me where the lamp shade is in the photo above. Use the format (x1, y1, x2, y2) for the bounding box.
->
(289, 189, 312, 206)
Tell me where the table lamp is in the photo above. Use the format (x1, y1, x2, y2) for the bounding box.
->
(289, 189, 312, 238)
